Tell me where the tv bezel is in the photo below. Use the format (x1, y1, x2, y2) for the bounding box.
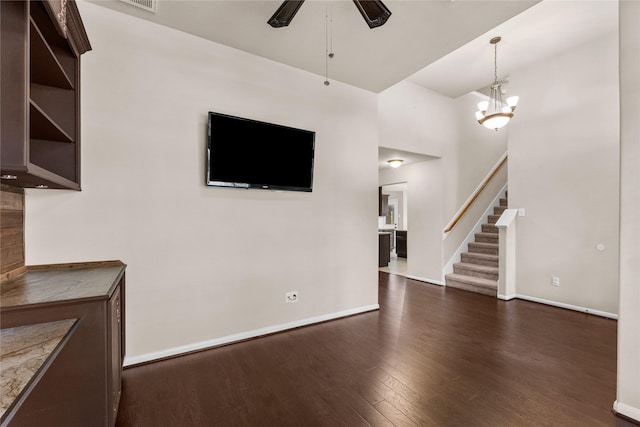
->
(206, 112, 315, 192)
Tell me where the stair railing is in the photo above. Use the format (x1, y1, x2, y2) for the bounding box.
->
(443, 152, 508, 235)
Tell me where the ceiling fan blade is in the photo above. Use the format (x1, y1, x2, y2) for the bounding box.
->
(352, 0, 391, 29)
(268, 0, 306, 28)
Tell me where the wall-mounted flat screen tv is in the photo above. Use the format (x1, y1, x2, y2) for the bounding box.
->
(207, 112, 315, 192)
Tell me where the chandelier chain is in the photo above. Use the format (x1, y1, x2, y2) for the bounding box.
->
(494, 42, 498, 83)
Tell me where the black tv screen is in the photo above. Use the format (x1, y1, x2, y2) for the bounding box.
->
(207, 112, 315, 192)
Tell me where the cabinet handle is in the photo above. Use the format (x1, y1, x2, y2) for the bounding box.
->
(116, 297, 121, 323)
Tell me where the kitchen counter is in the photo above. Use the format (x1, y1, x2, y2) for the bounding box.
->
(0, 260, 126, 426)
(0, 319, 78, 419)
(0, 262, 125, 309)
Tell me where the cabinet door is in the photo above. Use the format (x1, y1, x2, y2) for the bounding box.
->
(107, 286, 122, 426)
(378, 187, 389, 217)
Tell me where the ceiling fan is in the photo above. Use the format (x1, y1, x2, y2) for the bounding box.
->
(268, 0, 392, 29)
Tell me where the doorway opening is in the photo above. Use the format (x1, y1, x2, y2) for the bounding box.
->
(378, 182, 408, 277)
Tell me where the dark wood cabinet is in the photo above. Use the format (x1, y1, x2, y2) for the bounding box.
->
(0, 262, 126, 426)
(1, 0, 91, 190)
(396, 230, 407, 258)
(379, 233, 391, 267)
(378, 187, 389, 216)
(108, 287, 123, 426)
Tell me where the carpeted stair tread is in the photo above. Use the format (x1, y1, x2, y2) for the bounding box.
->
(445, 273, 497, 296)
(461, 252, 499, 267)
(453, 262, 498, 280)
(500, 198, 508, 207)
(482, 224, 499, 234)
(488, 214, 501, 224)
(494, 206, 507, 215)
(468, 242, 499, 255)
(475, 232, 499, 243)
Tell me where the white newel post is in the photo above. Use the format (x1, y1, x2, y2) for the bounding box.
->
(496, 209, 518, 300)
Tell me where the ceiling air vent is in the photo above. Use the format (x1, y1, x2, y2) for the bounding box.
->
(119, 0, 156, 13)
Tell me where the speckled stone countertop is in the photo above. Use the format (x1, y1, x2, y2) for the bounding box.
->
(0, 319, 77, 419)
(0, 262, 125, 308)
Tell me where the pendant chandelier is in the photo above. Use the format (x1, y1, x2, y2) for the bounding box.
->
(475, 37, 519, 131)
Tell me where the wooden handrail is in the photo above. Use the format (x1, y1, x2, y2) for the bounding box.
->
(443, 152, 508, 234)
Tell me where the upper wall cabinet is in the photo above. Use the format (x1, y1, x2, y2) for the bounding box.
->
(378, 187, 389, 217)
(1, 0, 91, 190)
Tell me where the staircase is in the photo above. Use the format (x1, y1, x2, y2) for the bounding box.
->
(445, 193, 508, 296)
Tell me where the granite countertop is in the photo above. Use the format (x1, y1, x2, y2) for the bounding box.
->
(0, 319, 78, 419)
(0, 262, 125, 309)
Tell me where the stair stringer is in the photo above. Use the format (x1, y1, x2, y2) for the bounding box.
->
(442, 183, 508, 284)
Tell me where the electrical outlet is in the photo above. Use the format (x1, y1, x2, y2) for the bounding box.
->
(285, 291, 298, 303)
(552, 277, 560, 287)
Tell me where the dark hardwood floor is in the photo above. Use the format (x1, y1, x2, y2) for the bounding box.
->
(117, 273, 634, 426)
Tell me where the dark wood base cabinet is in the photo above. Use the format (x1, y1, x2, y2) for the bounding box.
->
(0, 262, 126, 427)
(396, 230, 407, 258)
(379, 233, 391, 267)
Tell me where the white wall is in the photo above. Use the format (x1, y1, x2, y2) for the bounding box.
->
(24, 3, 379, 362)
(379, 81, 460, 219)
(616, 0, 640, 420)
(378, 81, 456, 159)
(508, 30, 620, 315)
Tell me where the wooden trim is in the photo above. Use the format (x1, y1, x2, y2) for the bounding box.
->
(0, 185, 25, 278)
(443, 153, 508, 234)
(41, 0, 91, 55)
(2, 261, 125, 283)
(65, 0, 92, 55)
(0, 266, 27, 283)
(0, 184, 25, 195)
(25, 260, 125, 271)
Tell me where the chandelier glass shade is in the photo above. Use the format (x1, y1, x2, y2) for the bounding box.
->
(476, 37, 518, 131)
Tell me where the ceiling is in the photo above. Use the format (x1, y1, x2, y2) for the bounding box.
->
(90, 1, 617, 95)
(378, 147, 436, 170)
(90, 0, 540, 93)
(407, 0, 619, 97)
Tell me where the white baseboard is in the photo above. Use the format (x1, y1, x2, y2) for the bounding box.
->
(124, 304, 380, 367)
(514, 294, 618, 319)
(498, 293, 516, 301)
(614, 400, 640, 423)
(406, 274, 444, 286)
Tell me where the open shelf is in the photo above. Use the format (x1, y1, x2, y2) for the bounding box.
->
(29, 100, 73, 143)
(30, 139, 78, 183)
(30, 83, 76, 140)
(29, 18, 73, 90)
(1, 0, 90, 191)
